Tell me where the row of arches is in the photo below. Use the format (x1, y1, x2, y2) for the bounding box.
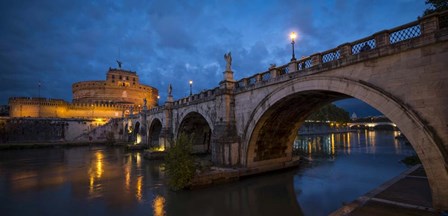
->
(125, 76, 446, 208)
(140, 112, 213, 154)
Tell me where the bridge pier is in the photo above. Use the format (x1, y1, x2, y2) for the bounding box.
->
(211, 122, 240, 166)
(159, 127, 173, 149)
(210, 69, 241, 166)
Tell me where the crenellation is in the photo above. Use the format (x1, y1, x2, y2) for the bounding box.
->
(9, 67, 158, 118)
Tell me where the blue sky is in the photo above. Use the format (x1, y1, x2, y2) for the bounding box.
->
(0, 0, 427, 117)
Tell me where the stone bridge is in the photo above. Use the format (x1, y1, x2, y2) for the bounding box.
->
(347, 121, 397, 128)
(124, 12, 448, 209)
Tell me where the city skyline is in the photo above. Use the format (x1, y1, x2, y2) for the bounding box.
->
(0, 0, 427, 117)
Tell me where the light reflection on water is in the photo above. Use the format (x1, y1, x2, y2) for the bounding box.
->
(294, 130, 404, 159)
(0, 130, 414, 216)
(293, 130, 414, 215)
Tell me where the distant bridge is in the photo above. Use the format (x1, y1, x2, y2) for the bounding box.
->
(347, 122, 397, 128)
(112, 12, 448, 209)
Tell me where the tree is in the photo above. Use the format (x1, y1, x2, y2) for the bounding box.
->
(164, 133, 196, 191)
(307, 104, 350, 123)
(423, 0, 448, 16)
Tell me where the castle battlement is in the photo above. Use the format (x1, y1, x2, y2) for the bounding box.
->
(9, 65, 158, 118)
(9, 97, 68, 106)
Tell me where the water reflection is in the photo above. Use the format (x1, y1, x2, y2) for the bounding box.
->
(0, 147, 304, 216)
(294, 130, 409, 159)
(293, 130, 415, 215)
(88, 151, 104, 198)
(153, 195, 166, 216)
(0, 131, 414, 216)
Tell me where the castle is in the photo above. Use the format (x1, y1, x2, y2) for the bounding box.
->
(8, 67, 158, 119)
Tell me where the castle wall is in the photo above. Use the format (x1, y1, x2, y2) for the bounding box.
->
(9, 98, 134, 118)
(8, 68, 158, 119)
(9, 98, 68, 118)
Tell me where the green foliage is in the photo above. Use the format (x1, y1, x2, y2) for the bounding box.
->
(307, 104, 350, 123)
(164, 133, 196, 191)
(424, 0, 448, 15)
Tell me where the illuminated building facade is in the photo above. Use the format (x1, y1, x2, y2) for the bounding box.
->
(8, 68, 158, 118)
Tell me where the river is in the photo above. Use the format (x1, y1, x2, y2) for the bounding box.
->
(0, 130, 415, 216)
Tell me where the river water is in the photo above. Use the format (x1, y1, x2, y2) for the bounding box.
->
(0, 130, 414, 216)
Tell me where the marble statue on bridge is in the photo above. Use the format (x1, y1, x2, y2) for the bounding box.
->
(224, 52, 232, 71)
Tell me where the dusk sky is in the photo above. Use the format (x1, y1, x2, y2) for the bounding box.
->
(0, 0, 427, 117)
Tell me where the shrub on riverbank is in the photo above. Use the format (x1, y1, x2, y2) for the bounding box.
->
(165, 133, 196, 191)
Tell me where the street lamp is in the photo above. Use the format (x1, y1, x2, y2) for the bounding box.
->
(290, 32, 297, 61)
(189, 80, 193, 96)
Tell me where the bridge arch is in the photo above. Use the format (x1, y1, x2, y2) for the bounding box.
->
(177, 111, 212, 153)
(148, 118, 162, 147)
(243, 76, 448, 206)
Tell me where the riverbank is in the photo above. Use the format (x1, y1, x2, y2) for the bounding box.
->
(190, 157, 301, 189)
(0, 141, 109, 150)
(330, 165, 440, 216)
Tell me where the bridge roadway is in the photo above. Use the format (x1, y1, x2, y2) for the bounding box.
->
(117, 12, 448, 210)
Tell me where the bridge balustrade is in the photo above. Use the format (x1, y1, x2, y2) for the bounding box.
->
(232, 11, 448, 93)
(321, 48, 341, 63)
(389, 23, 422, 44)
(148, 10, 448, 122)
(261, 71, 271, 81)
(440, 12, 448, 28)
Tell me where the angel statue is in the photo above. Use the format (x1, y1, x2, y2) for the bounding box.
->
(224, 52, 232, 71)
(168, 84, 172, 96)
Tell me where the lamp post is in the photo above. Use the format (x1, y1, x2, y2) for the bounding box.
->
(189, 80, 193, 96)
(290, 32, 297, 61)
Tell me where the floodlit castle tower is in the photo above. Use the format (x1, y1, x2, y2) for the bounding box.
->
(9, 66, 158, 118)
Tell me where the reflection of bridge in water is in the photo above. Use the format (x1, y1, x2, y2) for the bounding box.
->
(106, 12, 448, 209)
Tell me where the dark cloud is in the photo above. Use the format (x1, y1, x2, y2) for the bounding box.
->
(0, 0, 426, 117)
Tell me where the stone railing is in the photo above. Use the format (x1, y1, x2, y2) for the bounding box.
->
(144, 10, 448, 114)
(173, 87, 220, 108)
(235, 10, 448, 92)
(148, 105, 164, 114)
(146, 86, 221, 113)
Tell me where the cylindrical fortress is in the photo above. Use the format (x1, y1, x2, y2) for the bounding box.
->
(9, 67, 159, 118)
(72, 68, 158, 107)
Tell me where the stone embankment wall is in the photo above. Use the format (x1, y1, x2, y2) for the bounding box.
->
(0, 117, 118, 143)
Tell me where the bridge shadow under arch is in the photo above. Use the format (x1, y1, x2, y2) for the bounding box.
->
(148, 118, 162, 147)
(243, 77, 448, 207)
(177, 112, 212, 154)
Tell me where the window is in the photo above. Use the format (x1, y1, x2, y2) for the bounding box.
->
(112, 75, 115, 79)
(126, 76, 129, 80)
